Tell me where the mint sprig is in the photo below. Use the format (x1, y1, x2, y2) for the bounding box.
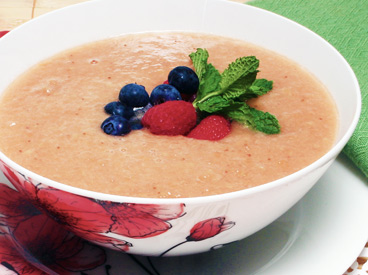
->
(189, 48, 280, 134)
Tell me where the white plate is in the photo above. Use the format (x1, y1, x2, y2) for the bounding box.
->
(1, 153, 367, 274)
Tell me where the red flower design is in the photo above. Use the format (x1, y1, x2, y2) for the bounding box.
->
(0, 184, 107, 274)
(0, 164, 128, 249)
(159, 216, 235, 256)
(0, 184, 41, 228)
(186, 217, 235, 242)
(0, 231, 47, 275)
(11, 215, 106, 274)
(0, 161, 186, 252)
(35, 186, 185, 241)
(102, 202, 185, 238)
(0, 30, 9, 38)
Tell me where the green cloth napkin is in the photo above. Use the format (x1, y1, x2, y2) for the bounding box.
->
(248, 0, 368, 178)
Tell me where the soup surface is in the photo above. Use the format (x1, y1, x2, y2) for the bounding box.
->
(0, 32, 338, 198)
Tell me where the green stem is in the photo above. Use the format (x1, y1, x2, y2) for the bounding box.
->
(192, 89, 223, 108)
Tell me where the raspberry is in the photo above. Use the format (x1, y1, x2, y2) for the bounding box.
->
(141, 100, 197, 136)
(187, 115, 231, 141)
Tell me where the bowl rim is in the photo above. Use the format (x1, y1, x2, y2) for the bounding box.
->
(0, 0, 362, 204)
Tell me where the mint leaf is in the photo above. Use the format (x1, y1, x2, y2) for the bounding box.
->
(196, 96, 245, 113)
(222, 71, 258, 101)
(226, 104, 280, 134)
(190, 49, 222, 105)
(245, 78, 273, 99)
(225, 103, 257, 129)
(189, 49, 281, 135)
(196, 95, 230, 113)
(189, 48, 209, 81)
(194, 55, 259, 106)
(250, 78, 273, 94)
(250, 108, 280, 134)
(197, 63, 221, 101)
(219, 56, 259, 94)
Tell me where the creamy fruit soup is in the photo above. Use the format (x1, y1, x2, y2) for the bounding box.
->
(0, 32, 338, 198)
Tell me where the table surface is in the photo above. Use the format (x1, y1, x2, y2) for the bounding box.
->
(0, 1, 367, 274)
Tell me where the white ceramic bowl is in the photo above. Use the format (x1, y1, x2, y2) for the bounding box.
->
(0, 0, 361, 256)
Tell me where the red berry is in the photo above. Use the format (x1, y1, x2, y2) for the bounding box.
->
(142, 100, 197, 136)
(180, 93, 197, 102)
(187, 115, 231, 141)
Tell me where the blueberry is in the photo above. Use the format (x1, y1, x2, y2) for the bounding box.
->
(150, 84, 182, 105)
(104, 101, 134, 119)
(101, 115, 131, 136)
(168, 66, 199, 95)
(119, 83, 149, 107)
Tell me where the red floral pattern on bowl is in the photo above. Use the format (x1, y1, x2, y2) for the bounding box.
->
(0, 160, 235, 262)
